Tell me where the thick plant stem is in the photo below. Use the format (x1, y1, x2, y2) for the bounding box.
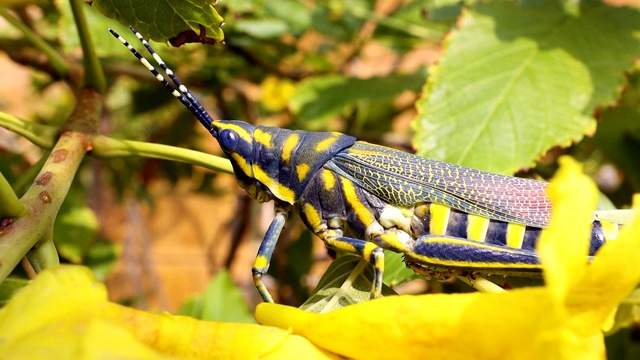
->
(0, 89, 101, 282)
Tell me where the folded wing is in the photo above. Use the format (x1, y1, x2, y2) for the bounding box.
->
(326, 142, 551, 228)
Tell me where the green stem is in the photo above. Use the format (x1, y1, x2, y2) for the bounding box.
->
(26, 237, 60, 272)
(0, 7, 70, 77)
(92, 135, 234, 175)
(69, 0, 106, 92)
(0, 171, 25, 218)
(0, 111, 57, 149)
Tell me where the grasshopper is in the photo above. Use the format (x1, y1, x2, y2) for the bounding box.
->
(111, 27, 627, 303)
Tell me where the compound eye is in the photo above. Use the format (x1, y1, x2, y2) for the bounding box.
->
(218, 129, 239, 152)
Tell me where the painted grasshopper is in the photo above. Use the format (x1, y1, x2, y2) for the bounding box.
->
(111, 27, 625, 303)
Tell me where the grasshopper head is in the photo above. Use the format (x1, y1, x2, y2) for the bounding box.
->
(211, 120, 274, 203)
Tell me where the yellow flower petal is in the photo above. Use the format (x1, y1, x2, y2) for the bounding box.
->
(103, 302, 337, 359)
(0, 266, 163, 359)
(258, 289, 596, 360)
(0, 318, 168, 360)
(537, 156, 598, 303)
(0, 266, 107, 341)
(565, 196, 640, 331)
(0, 265, 337, 360)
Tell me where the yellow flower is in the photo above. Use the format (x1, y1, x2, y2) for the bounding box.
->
(0, 266, 337, 359)
(260, 75, 296, 112)
(256, 157, 640, 360)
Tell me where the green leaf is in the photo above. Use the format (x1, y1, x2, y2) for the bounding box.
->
(0, 278, 29, 307)
(229, 0, 311, 38)
(289, 71, 427, 126)
(414, 0, 640, 174)
(84, 239, 119, 282)
(382, 251, 421, 287)
(90, 0, 224, 44)
(53, 192, 100, 264)
(177, 270, 255, 323)
(233, 19, 288, 39)
(264, 0, 311, 34)
(301, 255, 397, 313)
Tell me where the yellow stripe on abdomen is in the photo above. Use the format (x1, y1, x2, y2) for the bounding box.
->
(429, 203, 450, 235)
(467, 214, 490, 242)
(506, 223, 526, 249)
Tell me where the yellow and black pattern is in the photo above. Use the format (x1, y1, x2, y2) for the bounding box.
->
(114, 27, 628, 303)
(219, 122, 356, 204)
(327, 142, 552, 227)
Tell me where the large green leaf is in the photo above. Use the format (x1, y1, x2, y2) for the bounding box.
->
(90, 0, 224, 45)
(414, 0, 640, 174)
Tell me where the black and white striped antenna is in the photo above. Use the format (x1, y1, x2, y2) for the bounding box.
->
(109, 27, 218, 138)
